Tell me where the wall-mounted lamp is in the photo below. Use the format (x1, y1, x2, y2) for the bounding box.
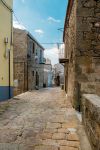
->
(4, 37, 9, 44)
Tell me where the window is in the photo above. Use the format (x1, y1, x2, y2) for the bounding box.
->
(40, 49, 43, 63)
(33, 43, 35, 53)
(32, 71, 34, 76)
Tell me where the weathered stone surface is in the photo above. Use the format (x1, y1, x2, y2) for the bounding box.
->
(38, 132, 52, 140)
(62, 122, 77, 129)
(60, 146, 78, 150)
(52, 133, 66, 140)
(58, 128, 69, 134)
(34, 145, 58, 150)
(67, 133, 79, 141)
(46, 122, 61, 129)
(0, 88, 91, 150)
(57, 140, 79, 147)
(42, 139, 58, 146)
(64, 0, 100, 111)
(82, 94, 100, 150)
(13, 28, 44, 96)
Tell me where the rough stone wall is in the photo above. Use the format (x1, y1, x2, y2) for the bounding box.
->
(13, 28, 27, 61)
(64, 0, 100, 109)
(27, 35, 44, 89)
(13, 28, 28, 96)
(64, 0, 77, 107)
(27, 35, 35, 90)
(14, 28, 44, 94)
(82, 94, 100, 150)
(76, 0, 100, 108)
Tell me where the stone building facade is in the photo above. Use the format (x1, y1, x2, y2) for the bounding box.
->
(82, 94, 100, 150)
(13, 28, 44, 95)
(63, 0, 100, 110)
(44, 58, 52, 87)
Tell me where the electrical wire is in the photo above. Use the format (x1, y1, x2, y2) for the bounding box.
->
(1, 0, 13, 12)
(1, 0, 64, 48)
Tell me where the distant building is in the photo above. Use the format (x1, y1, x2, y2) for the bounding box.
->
(13, 28, 45, 95)
(0, 0, 13, 101)
(44, 58, 52, 87)
(53, 63, 64, 86)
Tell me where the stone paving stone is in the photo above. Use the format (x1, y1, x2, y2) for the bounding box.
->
(0, 129, 18, 143)
(62, 122, 77, 129)
(58, 128, 69, 133)
(18, 144, 35, 150)
(34, 145, 59, 150)
(50, 115, 65, 123)
(67, 133, 79, 141)
(46, 122, 61, 129)
(57, 140, 80, 147)
(25, 137, 42, 145)
(43, 128, 57, 133)
(0, 144, 19, 150)
(52, 133, 66, 140)
(0, 87, 90, 150)
(60, 146, 78, 150)
(37, 132, 53, 139)
(42, 139, 58, 146)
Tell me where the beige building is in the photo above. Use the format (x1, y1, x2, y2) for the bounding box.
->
(13, 28, 45, 95)
(0, 0, 13, 101)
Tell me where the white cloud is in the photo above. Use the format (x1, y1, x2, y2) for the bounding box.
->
(13, 20, 26, 30)
(48, 17, 61, 23)
(34, 29, 44, 34)
(44, 47, 59, 65)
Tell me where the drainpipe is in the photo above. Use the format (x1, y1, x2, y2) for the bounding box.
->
(9, 7, 13, 99)
(8, 50, 11, 98)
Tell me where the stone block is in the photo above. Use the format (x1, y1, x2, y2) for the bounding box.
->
(34, 145, 58, 150)
(77, 8, 94, 17)
(52, 133, 66, 140)
(42, 139, 58, 146)
(82, 0, 96, 8)
(58, 128, 69, 134)
(57, 140, 80, 148)
(38, 132, 52, 140)
(46, 123, 61, 129)
(67, 133, 79, 141)
(82, 94, 100, 150)
(62, 122, 77, 129)
(60, 146, 78, 150)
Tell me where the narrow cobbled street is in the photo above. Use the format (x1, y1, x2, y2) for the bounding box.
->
(0, 88, 91, 150)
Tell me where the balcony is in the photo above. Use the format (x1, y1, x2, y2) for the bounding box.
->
(59, 51, 69, 64)
(39, 58, 46, 64)
(59, 58, 69, 64)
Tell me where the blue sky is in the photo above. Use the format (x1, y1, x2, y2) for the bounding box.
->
(13, 0, 68, 65)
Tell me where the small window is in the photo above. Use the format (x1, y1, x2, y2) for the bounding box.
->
(32, 71, 34, 76)
(33, 43, 35, 53)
